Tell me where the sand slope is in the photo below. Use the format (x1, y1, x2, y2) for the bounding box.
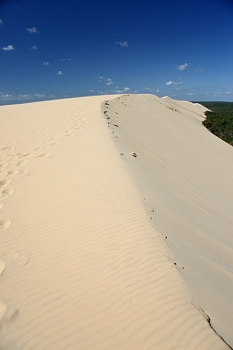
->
(0, 95, 230, 349)
(105, 94, 233, 347)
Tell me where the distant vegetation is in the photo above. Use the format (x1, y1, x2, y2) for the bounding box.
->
(198, 102, 233, 146)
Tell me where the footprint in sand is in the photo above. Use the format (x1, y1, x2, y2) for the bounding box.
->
(9, 154, 19, 160)
(0, 300, 7, 321)
(0, 300, 17, 324)
(18, 170, 29, 176)
(36, 153, 51, 158)
(48, 142, 59, 146)
(1, 307, 18, 324)
(0, 203, 3, 210)
(0, 179, 11, 187)
(0, 220, 11, 230)
(1, 189, 14, 198)
(1, 146, 14, 151)
(17, 152, 28, 158)
(17, 160, 28, 166)
(0, 251, 19, 260)
(7, 170, 19, 176)
(0, 260, 5, 275)
(0, 163, 8, 171)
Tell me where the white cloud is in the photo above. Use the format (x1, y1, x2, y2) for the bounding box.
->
(34, 93, 45, 98)
(2, 45, 14, 51)
(26, 27, 38, 33)
(57, 71, 63, 75)
(226, 92, 232, 95)
(109, 87, 131, 94)
(106, 78, 114, 86)
(60, 58, 72, 61)
(18, 94, 30, 99)
(30, 46, 38, 50)
(144, 87, 160, 93)
(43, 61, 49, 65)
(97, 76, 114, 85)
(0, 19, 3, 27)
(166, 80, 182, 85)
(176, 63, 189, 71)
(0, 93, 12, 100)
(115, 41, 129, 47)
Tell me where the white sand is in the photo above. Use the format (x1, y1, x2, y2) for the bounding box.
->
(0, 95, 231, 349)
(105, 94, 233, 347)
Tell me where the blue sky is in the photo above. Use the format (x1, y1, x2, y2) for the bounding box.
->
(0, 0, 233, 105)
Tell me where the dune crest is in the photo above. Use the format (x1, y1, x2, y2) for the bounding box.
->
(0, 95, 231, 349)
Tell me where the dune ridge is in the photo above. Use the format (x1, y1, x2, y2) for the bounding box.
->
(0, 95, 231, 349)
(104, 94, 233, 347)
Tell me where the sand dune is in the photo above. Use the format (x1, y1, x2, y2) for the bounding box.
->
(104, 94, 233, 347)
(0, 95, 231, 349)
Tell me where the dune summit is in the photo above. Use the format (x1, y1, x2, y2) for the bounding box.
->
(0, 94, 232, 349)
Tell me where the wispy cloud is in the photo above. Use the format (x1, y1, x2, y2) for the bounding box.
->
(34, 93, 45, 98)
(144, 87, 153, 92)
(43, 61, 49, 65)
(144, 87, 160, 93)
(111, 87, 130, 93)
(0, 93, 31, 101)
(176, 63, 189, 71)
(26, 27, 38, 34)
(106, 78, 114, 86)
(60, 58, 72, 61)
(115, 41, 129, 47)
(19, 94, 30, 98)
(194, 67, 203, 72)
(0, 19, 3, 27)
(0, 92, 54, 103)
(97, 76, 104, 82)
(30, 46, 38, 50)
(97, 76, 114, 85)
(57, 71, 63, 75)
(2, 45, 14, 51)
(166, 80, 182, 85)
(0, 93, 12, 100)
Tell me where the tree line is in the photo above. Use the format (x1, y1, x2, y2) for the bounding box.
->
(198, 102, 233, 146)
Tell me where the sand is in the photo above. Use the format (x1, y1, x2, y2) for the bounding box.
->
(0, 94, 232, 349)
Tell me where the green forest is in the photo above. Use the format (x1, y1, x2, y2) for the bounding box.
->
(198, 102, 233, 146)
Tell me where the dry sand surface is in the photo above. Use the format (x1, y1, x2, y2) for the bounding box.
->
(105, 94, 233, 348)
(0, 94, 232, 349)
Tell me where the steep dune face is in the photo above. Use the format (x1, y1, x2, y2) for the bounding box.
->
(103, 94, 233, 347)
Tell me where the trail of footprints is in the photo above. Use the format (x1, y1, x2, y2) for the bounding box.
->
(0, 104, 91, 330)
